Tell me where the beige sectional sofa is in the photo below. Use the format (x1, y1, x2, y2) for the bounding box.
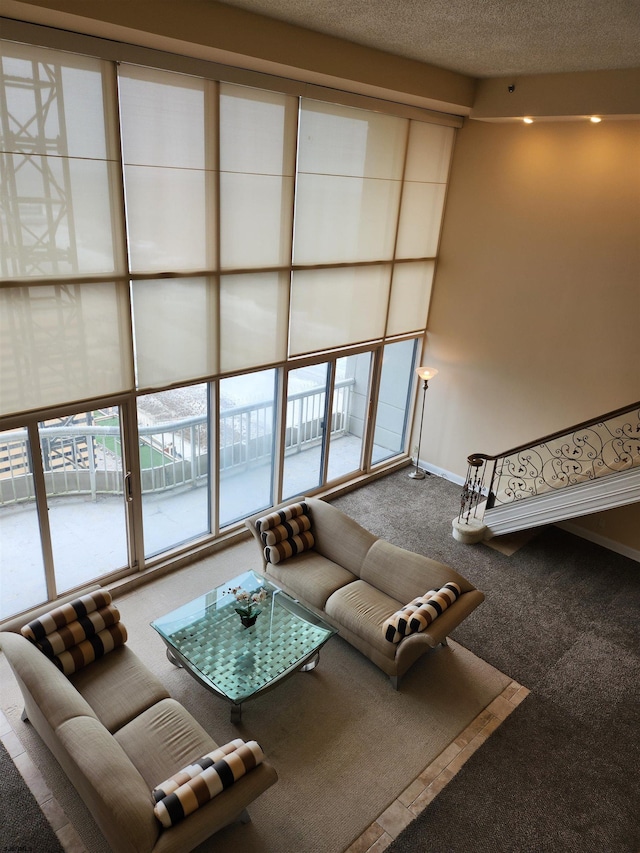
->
(245, 497, 485, 688)
(0, 591, 277, 853)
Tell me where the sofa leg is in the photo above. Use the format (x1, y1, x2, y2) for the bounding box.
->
(21, 707, 29, 723)
(390, 675, 400, 690)
(441, 637, 449, 647)
(239, 809, 251, 825)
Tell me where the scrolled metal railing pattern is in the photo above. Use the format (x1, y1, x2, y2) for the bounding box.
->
(457, 402, 640, 526)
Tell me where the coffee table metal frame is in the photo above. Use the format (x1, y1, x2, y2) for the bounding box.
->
(151, 570, 337, 722)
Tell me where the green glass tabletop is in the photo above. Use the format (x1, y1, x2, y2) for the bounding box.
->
(151, 570, 336, 708)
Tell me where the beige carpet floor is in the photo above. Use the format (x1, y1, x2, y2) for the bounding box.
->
(1, 536, 512, 853)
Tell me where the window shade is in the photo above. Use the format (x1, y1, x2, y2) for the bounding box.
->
(293, 101, 407, 265)
(395, 121, 454, 259)
(289, 265, 391, 356)
(0, 43, 123, 279)
(0, 283, 133, 416)
(131, 277, 218, 390)
(219, 84, 296, 269)
(220, 272, 289, 373)
(386, 261, 436, 336)
(119, 66, 216, 273)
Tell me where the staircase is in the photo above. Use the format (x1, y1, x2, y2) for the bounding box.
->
(454, 402, 640, 542)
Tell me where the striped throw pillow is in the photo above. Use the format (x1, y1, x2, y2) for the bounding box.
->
(264, 530, 315, 564)
(383, 582, 461, 643)
(255, 501, 308, 533)
(256, 502, 315, 564)
(31, 604, 121, 658)
(153, 740, 265, 829)
(152, 739, 245, 802)
(261, 513, 312, 546)
(51, 622, 128, 675)
(21, 589, 113, 644)
(21, 590, 128, 675)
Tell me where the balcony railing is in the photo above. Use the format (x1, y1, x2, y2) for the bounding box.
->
(0, 379, 355, 506)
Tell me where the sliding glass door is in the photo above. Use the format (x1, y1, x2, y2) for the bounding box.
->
(39, 408, 129, 593)
(282, 363, 330, 500)
(137, 386, 210, 557)
(0, 426, 46, 619)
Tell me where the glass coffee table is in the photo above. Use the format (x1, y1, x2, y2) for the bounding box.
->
(151, 570, 337, 722)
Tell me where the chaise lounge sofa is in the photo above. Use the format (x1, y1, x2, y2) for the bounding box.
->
(0, 589, 277, 853)
(245, 496, 485, 688)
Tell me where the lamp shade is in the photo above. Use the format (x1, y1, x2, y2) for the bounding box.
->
(416, 366, 438, 381)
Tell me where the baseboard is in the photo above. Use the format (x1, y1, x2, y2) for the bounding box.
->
(421, 460, 466, 486)
(555, 521, 640, 564)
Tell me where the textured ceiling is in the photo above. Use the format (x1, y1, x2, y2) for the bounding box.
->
(215, 0, 640, 78)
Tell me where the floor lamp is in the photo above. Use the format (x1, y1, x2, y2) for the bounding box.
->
(409, 366, 438, 480)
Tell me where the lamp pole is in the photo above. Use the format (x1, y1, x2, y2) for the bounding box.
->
(409, 366, 438, 480)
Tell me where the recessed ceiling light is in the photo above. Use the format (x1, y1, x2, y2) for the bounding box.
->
(523, 117, 534, 124)
(590, 116, 602, 123)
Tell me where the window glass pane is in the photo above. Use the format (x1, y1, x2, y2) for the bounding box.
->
(219, 370, 276, 527)
(40, 408, 128, 593)
(138, 386, 210, 557)
(386, 261, 436, 336)
(282, 364, 329, 500)
(395, 182, 447, 259)
(290, 266, 390, 356)
(326, 353, 371, 482)
(0, 427, 46, 619)
(372, 339, 417, 465)
(220, 273, 288, 373)
(0, 282, 133, 418)
(132, 277, 218, 390)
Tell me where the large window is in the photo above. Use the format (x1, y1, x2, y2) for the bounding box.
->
(0, 37, 455, 619)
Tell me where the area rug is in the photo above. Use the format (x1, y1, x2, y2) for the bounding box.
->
(0, 738, 64, 853)
(330, 470, 640, 853)
(0, 534, 512, 853)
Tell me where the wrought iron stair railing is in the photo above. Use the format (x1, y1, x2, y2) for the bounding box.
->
(457, 401, 640, 537)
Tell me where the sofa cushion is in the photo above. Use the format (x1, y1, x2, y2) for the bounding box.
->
(361, 539, 474, 604)
(265, 549, 357, 610)
(383, 583, 462, 643)
(153, 741, 265, 828)
(70, 645, 170, 734)
(324, 580, 400, 661)
(114, 698, 218, 790)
